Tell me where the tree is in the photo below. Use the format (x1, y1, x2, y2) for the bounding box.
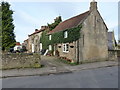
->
(40, 16, 62, 50)
(1, 2, 16, 51)
(0, 4, 2, 51)
(47, 16, 62, 31)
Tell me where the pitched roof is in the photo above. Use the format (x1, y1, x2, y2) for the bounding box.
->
(16, 42, 21, 46)
(29, 29, 45, 37)
(48, 11, 90, 34)
(29, 30, 41, 37)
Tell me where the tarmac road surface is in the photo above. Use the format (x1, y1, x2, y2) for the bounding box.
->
(2, 66, 118, 88)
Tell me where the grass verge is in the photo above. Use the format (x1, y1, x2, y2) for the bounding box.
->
(57, 57, 116, 66)
(1, 64, 44, 70)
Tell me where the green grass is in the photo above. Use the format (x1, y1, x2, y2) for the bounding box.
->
(56, 57, 116, 66)
(1, 64, 44, 70)
(57, 58, 79, 66)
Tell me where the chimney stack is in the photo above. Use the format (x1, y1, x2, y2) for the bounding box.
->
(90, 0, 97, 11)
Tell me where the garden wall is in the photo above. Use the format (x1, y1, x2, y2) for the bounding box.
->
(108, 50, 118, 61)
(1, 53, 41, 70)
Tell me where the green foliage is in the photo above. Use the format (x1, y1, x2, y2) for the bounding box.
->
(40, 25, 82, 50)
(49, 25, 82, 45)
(0, 5, 2, 50)
(40, 30, 49, 49)
(47, 16, 62, 31)
(57, 58, 79, 66)
(40, 16, 62, 50)
(1, 2, 16, 51)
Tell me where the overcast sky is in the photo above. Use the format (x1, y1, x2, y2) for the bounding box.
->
(6, 0, 118, 43)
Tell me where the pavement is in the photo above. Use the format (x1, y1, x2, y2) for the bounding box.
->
(1, 59, 118, 78)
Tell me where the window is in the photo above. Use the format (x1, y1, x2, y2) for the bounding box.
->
(49, 45, 52, 51)
(32, 43, 34, 53)
(40, 43, 42, 50)
(70, 46, 74, 48)
(58, 46, 61, 48)
(49, 35, 52, 40)
(63, 44, 69, 52)
(83, 35, 84, 46)
(64, 31, 68, 38)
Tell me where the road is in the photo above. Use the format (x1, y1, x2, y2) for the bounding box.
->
(2, 66, 118, 88)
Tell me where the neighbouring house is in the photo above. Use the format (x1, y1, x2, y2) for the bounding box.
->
(23, 39, 29, 50)
(117, 41, 120, 57)
(118, 40, 120, 50)
(47, 0, 109, 63)
(108, 31, 117, 50)
(14, 42, 22, 51)
(108, 31, 118, 60)
(28, 26, 48, 53)
(118, 44, 120, 50)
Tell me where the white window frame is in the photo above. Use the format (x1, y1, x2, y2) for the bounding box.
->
(40, 43, 42, 51)
(49, 45, 52, 51)
(63, 44, 69, 53)
(32, 43, 34, 53)
(49, 35, 52, 40)
(64, 31, 68, 38)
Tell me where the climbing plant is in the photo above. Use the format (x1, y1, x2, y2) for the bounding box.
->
(47, 16, 62, 31)
(40, 30, 49, 49)
(40, 25, 82, 50)
(49, 25, 82, 45)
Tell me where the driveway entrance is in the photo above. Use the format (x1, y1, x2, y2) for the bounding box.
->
(41, 56, 70, 67)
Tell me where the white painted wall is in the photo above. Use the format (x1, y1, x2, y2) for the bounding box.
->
(14, 45, 22, 51)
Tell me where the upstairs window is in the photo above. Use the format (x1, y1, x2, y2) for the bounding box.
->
(49, 35, 52, 40)
(64, 31, 68, 38)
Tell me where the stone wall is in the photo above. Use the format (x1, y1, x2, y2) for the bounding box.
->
(1, 53, 41, 70)
(117, 50, 120, 57)
(57, 41, 77, 62)
(80, 8, 108, 61)
(108, 50, 117, 61)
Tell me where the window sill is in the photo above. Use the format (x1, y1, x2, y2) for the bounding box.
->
(64, 37, 68, 39)
(63, 51, 69, 53)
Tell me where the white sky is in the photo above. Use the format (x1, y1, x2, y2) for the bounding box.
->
(3, 0, 119, 43)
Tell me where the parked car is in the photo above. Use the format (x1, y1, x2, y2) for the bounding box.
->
(9, 48, 14, 53)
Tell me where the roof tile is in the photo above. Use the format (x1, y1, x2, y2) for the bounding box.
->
(48, 11, 90, 34)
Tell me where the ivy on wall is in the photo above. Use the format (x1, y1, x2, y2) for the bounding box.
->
(49, 25, 82, 45)
(40, 30, 49, 49)
(47, 16, 62, 31)
(40, 25, 82, 50)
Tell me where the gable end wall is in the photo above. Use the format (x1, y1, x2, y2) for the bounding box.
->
(79, 10, 108, 61)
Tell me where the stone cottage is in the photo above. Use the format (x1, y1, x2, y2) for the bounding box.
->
(118, 40, 120, 50)
(108, 31, 117, 50)
(108, 31, 118, 60)
(28, 26, 48, 53)
(48, 1, 108, 63)
(23, 39, 29, 51)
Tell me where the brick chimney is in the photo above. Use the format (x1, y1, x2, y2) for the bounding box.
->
(90, 0, 97, 11)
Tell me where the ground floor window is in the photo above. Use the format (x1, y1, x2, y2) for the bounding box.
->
(32, 43, 34, 53)
(49, 45, 52, 51)
(40, 43, 42, 50)
(63, 44, 69, 53)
